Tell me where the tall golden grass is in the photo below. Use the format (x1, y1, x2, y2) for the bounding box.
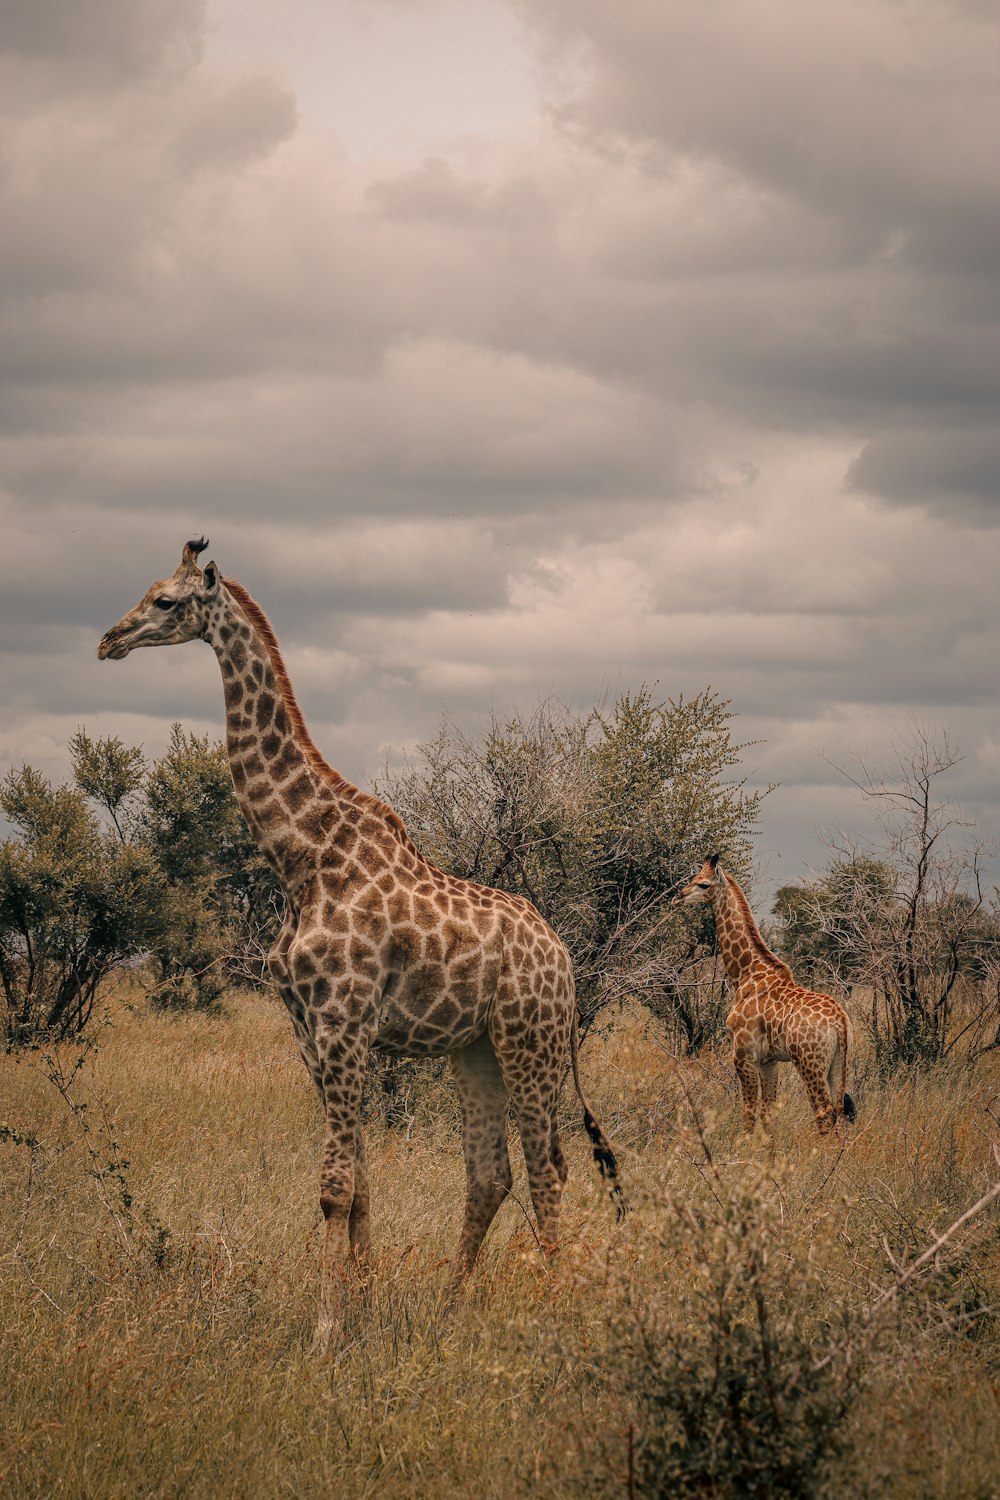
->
(1, 987, 998, 1498)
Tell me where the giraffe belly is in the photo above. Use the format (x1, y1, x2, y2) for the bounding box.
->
(733, 1011, 790, 1065)
(371, 974, 492, 1058)
(757, 1014, 791, 1063)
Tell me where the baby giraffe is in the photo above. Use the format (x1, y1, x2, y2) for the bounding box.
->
(673, 855, 856, 1135)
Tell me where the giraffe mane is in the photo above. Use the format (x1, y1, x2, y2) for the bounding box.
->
(222, 577, 417, 851)
(723, 872, 792, 978)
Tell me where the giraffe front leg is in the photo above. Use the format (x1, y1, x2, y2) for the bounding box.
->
(733, 1050, 760, 1134)
(288, 1001, 325, 1104)
(349, 1126, 372, 1262)
(311, 993, 376, 1345)
(269, 914, 325, 1104)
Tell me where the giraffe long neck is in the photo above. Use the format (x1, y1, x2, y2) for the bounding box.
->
(713, 872, 788, 986)
(204, 585, 355, 893)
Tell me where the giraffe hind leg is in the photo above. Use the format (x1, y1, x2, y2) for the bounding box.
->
(450, 1032, 513, 1281)
(513, 1100, 565, 1256)
(795, 1055, 836, 1135)
(758, 1060, 779, 1132)
(495, 1046, 568, 1256)
(550, 1121, 568, 1186)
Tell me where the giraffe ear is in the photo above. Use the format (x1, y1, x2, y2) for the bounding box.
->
(203, 560, 220, 595)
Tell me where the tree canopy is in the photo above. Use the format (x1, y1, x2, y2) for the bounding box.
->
(380, 686, 765, 1043)
(0, 729, 282, 1045)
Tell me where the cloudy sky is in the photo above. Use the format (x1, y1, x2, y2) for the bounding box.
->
(2, 0, 998, 900)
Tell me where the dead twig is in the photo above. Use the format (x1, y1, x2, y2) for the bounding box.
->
(814, 1167, 1000, 1374)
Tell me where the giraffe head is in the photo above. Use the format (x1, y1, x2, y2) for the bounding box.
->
(671, 853, 723, 907)
(97, 539, 222, 660)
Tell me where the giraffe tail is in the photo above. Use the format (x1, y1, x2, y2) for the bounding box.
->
(840, 1011, 857, 1124)
(571, 1010, 626, 1220)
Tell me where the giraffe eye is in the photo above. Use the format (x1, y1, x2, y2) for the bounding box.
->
(154, 596, 176, 610)
(697, 881, 711, 889)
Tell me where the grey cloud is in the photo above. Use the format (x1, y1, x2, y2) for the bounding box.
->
(0, 0, 202, 61)
(6, 4, 990, 528)
(519, 0, 998, 246)
(171, 72, 298, 172)
(214, 517, 510, 620)
(848, 424, 1000, 518)
(0, 0, 205, 94)
(508, 0, 1000, 505)
(0, 498, 507, 634)
(1, 84, 296, 307)
(367, 156, 549, 228)
(0, 342, 688, 523)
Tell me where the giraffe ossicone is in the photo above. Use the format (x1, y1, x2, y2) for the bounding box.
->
(673, 854, 856, 1136)
(99, 540, 623, 1338)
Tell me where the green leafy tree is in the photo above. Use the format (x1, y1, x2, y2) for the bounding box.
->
(69, 729, 146, 842)
(139, 725, 281, 1008)
(379, 687, 764, 1048)
(4, 726, 283, 1030)
(0, 766, 164, 1046)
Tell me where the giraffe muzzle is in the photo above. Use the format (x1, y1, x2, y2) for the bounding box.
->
(97, 630, 131, 660)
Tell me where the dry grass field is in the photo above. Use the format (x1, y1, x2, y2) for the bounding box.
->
(2, 986, 999, 1499)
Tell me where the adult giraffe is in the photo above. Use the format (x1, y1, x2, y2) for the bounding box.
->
(673, 854, 856, 1136)
(99, 539, 621, 1337)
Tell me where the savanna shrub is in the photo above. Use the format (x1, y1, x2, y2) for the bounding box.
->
(590, 1138, 865, 1499)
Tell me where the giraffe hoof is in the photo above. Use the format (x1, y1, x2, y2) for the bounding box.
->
(310, 1312, 340, 1353)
